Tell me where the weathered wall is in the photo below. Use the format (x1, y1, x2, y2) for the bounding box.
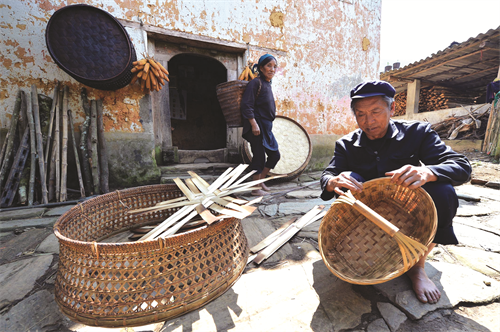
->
(0, 0, 381, 183)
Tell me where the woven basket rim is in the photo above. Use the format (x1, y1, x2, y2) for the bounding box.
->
(53, 184, 228, 251)
(45, 4, 133, 83)
(318, 177, 438, 285)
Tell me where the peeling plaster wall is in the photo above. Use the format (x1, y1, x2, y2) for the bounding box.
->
(1, 0, 381, 181)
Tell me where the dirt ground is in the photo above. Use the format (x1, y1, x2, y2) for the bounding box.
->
(462, 150, 500, 183)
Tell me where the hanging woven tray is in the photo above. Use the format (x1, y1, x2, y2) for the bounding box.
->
(45, 4, 136, 90)
(318, 178, 437, 285)
(53, 184, 249, 327)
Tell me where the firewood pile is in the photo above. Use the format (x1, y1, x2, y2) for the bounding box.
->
(430, 106, 490, 140)
(394, 86, 480, 116)
(0, 83, 108, 208)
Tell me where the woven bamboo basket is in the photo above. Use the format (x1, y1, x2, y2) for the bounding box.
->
(45, 4, 136, 91)
(318, 178, 437, 285)
(242, 115, 312, 181)
(53, 184, 249, 327)
(215, 80, 249, 127)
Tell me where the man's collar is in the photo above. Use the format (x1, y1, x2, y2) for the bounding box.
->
(353, 120, 400, 147)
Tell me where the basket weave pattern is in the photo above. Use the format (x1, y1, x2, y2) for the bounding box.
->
(319, 178, 437, 285)
(215, 80, 249, 127)
(46, 4, 136, 90)
(54, 184, 249, 327)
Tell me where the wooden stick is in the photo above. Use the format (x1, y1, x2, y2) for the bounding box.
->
(24, 89, 36, 205)
(90, 100, 100, 195)
(31, 84, 49, 204)
(55, 89, 62, 202)
(96, 100, 109, 194)
(44, 82, 59, 183)
(59, 86, 68, 202)
(68, 109, 85, 198)
(80, 89, 92, 195)
(0, 90, 21, 192)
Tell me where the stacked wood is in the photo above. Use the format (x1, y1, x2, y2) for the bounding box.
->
(430, 107, 490, 140)
(394, 86, 480, 116)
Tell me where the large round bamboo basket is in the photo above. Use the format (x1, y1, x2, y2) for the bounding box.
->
(53, 184, 249, 327)
(318, 178, 437, 285)
(242, 115, 312, 181)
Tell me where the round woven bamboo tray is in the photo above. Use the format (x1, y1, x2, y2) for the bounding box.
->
(242, 115, 312, 181)
(215, 80, 249, 127)
(45, 4, 136, 90)
(53, 184, 249, 327)
(318, 178, 437, 285)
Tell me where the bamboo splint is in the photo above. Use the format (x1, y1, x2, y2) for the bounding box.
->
(128, 164, 282, 240)
(249, 206, 326, 265)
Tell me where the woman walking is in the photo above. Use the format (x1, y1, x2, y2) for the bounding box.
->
(241, 54, 280, 196)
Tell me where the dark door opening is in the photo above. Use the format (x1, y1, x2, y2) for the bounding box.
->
(168, 54, 227, 150)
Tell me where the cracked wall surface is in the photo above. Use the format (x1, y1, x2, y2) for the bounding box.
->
(1, 0, 381, 137)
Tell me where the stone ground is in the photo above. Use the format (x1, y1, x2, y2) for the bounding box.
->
(0, 153, 499, 332)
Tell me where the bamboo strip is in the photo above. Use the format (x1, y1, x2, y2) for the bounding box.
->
(59, 86, 69, 202)
(55, 89, 62, 202)
(24, 90, 36, 205)
(250, 217, 297, 253)
(68, 110, 85, 198)
(44, 82, 59, 181)
(139, 204, 197, 241)
(173, 178, 197, 201)
(253, 205, 325, 264)
(160, 210, 199, 238)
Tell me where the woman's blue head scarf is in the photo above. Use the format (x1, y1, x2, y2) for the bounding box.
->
(253, 54, 277, 74)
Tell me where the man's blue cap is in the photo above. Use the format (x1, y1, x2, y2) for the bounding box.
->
(350, 80, 396, 99)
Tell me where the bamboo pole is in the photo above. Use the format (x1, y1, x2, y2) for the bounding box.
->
(68, 109, 85, 198)
(0, 90, 21, 192)
(31, 84, 48, 204)
(24, 89, 36, 205)
(0, 132, 9, 171)
(60, 86, 69, 202)
(90, 100, 100, 195)
(44, 82, 59, 180)
(55, 89, 62, 202)
(80, 89, 93, 195)
(48, 135, 57, 201)
(96, 100, 109, 193)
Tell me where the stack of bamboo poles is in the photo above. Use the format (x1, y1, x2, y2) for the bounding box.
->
(0, 83, 109, 208)
(394, 86, 480, 116)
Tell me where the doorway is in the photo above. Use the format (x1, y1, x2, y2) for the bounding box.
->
(168, 54, 227, 150)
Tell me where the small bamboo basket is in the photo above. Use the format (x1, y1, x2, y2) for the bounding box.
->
(53, 184, 249, 327)
(318, 178, 437, 285)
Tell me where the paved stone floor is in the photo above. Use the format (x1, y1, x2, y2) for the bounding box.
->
(0, 172, 499, 332)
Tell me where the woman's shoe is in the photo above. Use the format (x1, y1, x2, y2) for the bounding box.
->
(251, 189, 269, 196)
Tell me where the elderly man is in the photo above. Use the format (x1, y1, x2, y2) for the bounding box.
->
(321, 80, 471, 304)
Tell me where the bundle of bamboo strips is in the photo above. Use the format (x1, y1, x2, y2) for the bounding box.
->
(127, 164, 283, 240)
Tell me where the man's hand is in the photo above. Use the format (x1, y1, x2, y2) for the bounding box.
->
(326, 172, 363, 194)
(385, 165, 438, 189)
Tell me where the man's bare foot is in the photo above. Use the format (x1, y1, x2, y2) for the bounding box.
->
(251, 189, 269, 196)
(406, 265, 441, 304)
(261, 182, 271, 191)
